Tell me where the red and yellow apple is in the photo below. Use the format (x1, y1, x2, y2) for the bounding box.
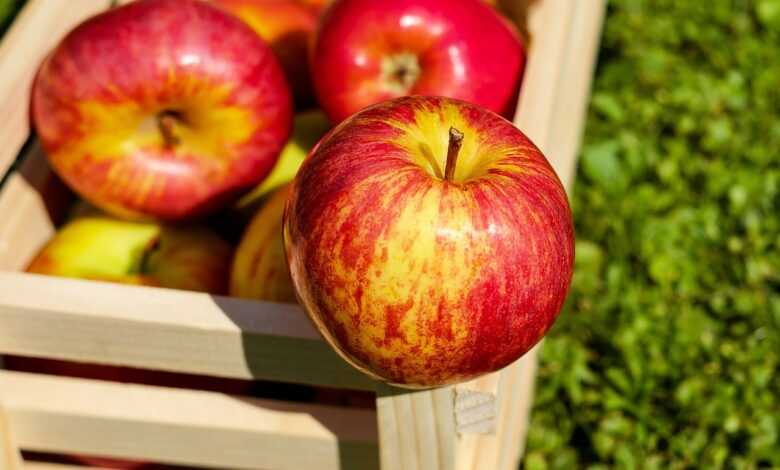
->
(31, 0, 292, 220)
(283, 96, 574, 387)
(231, 185, 296, 302)
(213, 0, 318, 108)
(27, 215, 232, 294)
(310, 0, 526, 123)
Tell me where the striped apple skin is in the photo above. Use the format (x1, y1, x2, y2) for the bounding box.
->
(32, 0, 292, 220)
(284, 96, 574, 387)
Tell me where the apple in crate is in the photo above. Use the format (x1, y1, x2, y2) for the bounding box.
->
(27, 216, 232, 293)
(214, 0, 318, 108)
(283, 96, 574, 387)
(310, 0, 525, 123)
(31, 0, 292, 220)
(231, 185, 296, 302)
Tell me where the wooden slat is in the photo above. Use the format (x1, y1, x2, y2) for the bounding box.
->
(0, 0, 111, 178)
(0, 371, 379, 470)
(0, 272, 376, 391)
(376, 386, 456, 470)
(546, 0, 607, 190)
(1, 403, 22, 470)
(0, 144, 70, 272)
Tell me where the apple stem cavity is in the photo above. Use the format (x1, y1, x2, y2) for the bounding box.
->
(444, 127, 464, 182)
(157, 111, 182, 149)
(382, 53, 421, 93)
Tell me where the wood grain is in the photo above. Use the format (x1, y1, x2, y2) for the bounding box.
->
(376, 385, 457, 470)
(0, 272, 376, 390)
(0, 371, 379, 470)
(0, 403, 22, 470)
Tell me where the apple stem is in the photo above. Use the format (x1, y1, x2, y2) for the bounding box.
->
(444, 127, 464, 182)
(158, 111, 180, 149)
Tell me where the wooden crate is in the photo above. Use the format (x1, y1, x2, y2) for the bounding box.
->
(0, 1, 605, 469)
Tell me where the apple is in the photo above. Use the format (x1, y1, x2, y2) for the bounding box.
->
(231, 185, 296, 302)
(236, 109, 331, 208)
(310, 0, 526, 123)
(283, 96, 574, 387)
(27, 216, 232, 294)
(213, 0, 318, 108)
(31, 0, 292, 221)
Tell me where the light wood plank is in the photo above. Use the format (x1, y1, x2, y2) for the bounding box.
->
(376, 386, 456, 470)
(0, 143, 70, 272)
(546, 0, 607, 190)
(0, 0, 111, 178)
(1, 403, 22, 470)
(0, 370, 379, 470)
(0, 272, 376, 390)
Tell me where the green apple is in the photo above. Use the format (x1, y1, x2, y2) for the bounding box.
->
(236, 109, 330, 209)
(27, 215, 233, 294)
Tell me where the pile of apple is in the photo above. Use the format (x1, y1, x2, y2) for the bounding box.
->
(24, 0, 573, 392)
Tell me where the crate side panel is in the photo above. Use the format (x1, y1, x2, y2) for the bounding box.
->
(0, 273, 376, 390)
(0, 371, 379, 470)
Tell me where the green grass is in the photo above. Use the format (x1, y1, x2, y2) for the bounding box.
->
(522, 0, 780, 468)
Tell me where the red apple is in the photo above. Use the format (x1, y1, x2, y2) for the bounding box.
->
(310, 0, 526, 123)
(213, 0, 318, 108)
(31, 0, 292, 220)
(283, 96, 574, 387)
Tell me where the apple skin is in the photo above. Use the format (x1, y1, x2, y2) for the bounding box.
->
(213, 0, 318, 108)
(31, 0, 292, 221)
(27, 216, 232, 294)
(310, 0, 525, 123)
(231, 185, 296, 302)
(299, 0, 329, 13)
(283, 96, 574, 387)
